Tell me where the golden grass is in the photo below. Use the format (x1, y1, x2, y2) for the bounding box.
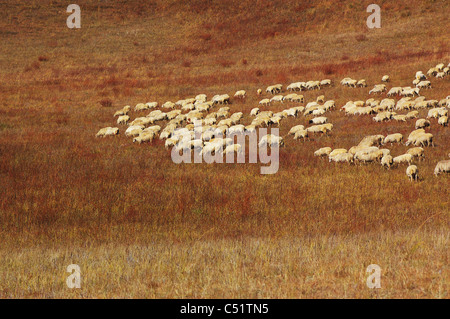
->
(0, 0, 449, 298)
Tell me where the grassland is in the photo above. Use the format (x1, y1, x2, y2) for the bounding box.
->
(0, 0, 448, 298)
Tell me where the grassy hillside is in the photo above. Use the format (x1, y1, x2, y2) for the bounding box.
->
(0, 0, 448, 298)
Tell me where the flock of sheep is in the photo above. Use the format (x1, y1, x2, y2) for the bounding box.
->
(96, 61, 450, 180)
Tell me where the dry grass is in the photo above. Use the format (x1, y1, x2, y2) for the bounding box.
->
(0, 0, 449, 298)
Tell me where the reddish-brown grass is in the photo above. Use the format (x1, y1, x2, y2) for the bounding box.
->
(0, 0, 448, 298)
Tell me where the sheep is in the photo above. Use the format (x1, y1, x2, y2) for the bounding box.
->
(329, 149, 347, 158)
(407, 133, 434, 147)
(314, 147, 332, 157)
(270, 95, 284, 103)
(406, 165, 419, 181)
(393, 115, 407, 122)
(434, 160, 450, 176)
(259, 98, 270, 106)
(117, 115, 130, 125)
(266, 84, 283, 94)
(381, 155, 393, 169)
(415, 71, 427, 80)
(427, 68, 438, 76)
(224, 144, 243, 156)
(133, 131, 156, 144)
(387, 87, 402, 97)
(393, 154, 413, 166)
(318, 79, 330, 86)
(234, 90, 246, 98)
(348, 146, 378, 156)
(436, 63, 445, 71)
(309, 116, 327, 125)
(307, 124, 333, 135)
(383, 133, 403, 145)
(134, 103, 148, 112)
(288, 125, 305, 136)
(114, 105, 131, 117)
(293, 129, 309, 141)
(406, 147, 425, 160)
(436, 72, 446, 79)
(329, 152, 354, 164)
(125, 125, 144, 137)
(96, 127, 119, 137)
(316, 95, 325, 103)
(356, 149, 385, 164)
(438, 116, 448, 126)
(416, 80, 431, 89)
(369, 84, 386, 94)
(405, 111, 419, 120)
(212, 94, 230, 105)
(357, 79, 367, 87)
(195, 94, 207, 103)
(259, 134, 284, 148)
(382, 75, 390, 82)
(358, 135, 384, 147)
(415, 119, 431, 129)
(257, 89, 262, 95)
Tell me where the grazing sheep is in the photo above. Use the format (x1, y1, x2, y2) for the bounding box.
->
(405, 111, 419, 120)
(357, 79, 367, 87)
(415, 119, 431, 129)
(434, 160, 450, 176)
(259, 98, 270, 106)
(406, 165, 419, 181)
(320, 79, 331, 86)
(270, 95, 284, 103)
(117, 115, 130, 125)
(96, 127, 119, 137)
(406, 147, 425, 160)
(234, 90, 246, 98)
(316, 95, 325, 103)
(417, 81, 431, 89)
(126, 124, 146, 136)
(381, 155, 393, 169)
(257, 89, 262, 95)
(293, 129, 309, 141)
(114, 105, 131, 117)
(133, 131, 156, 144)
(358, 135, 385, 147)
(224, 144, 243, 156)
(393, 154, 413, 166)
(288, 125, 305, 135)
(259, 134, 284, 148)
(383, 133, 403, 145)
(329, 152, 354, 164)
(314, 147, 332, 157)
(309, 116, 328, 125)
(438, 116, 448, 126)
(381, 75, 390, 82)
(329, 149, 348, 158)
(387, 87, 402, 97)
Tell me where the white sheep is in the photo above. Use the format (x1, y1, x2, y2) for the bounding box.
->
(314, 147, 332, 157)
(383, 133, 403, 145)
(309, 117, 327, 125)
(438, 116, 448, 126)
(406, 165, 419, 181)
(434, 160, 450, 176)
(234, 90, 246, 98)
(96, 127, 119, 137)
(329, 152, 354, 164)
(415, 119, 431, 129)
(381, 75, 390, 82)
(406, 147, 425, 160)
(381, 155, 393, 169)
(393, 154, 413, 165)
